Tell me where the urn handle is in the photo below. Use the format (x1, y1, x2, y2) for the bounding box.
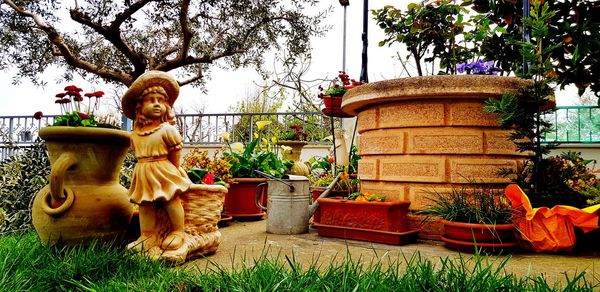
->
(42, 152, 77, 216)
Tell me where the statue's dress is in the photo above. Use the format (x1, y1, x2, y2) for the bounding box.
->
(129, 122, 190, 203)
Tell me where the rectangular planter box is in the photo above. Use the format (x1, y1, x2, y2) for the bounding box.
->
(315, 197, 419, 245)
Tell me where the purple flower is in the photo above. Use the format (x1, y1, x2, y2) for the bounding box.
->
(456, 60, 500, 75)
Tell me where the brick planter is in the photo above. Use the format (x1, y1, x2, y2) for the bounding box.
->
(341, 75, 536, 239)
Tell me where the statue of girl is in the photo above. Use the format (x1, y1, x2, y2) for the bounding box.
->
(121, 70, 190, 252)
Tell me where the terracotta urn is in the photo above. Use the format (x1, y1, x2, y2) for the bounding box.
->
(32, 126, 133, 245)
(342, 75, 533, 210)
(277, 140, 309, 176)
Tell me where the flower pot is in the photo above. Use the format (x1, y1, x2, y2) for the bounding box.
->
(31, 126, 133, 246)
(321, 95, 353, 118)
(277, 140, 309, 176)
(310, 188, 349, 223)
(222, 177, 267, 218)
(443, 220, 516, 243)
(313, 197, 420, 245)
(441, 220, 518, 253)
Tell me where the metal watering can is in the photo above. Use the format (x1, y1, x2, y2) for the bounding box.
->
(254, 171, 342, 235)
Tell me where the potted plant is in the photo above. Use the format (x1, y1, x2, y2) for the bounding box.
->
(277, 124, 310, 176)
(345, 1, 564, 234)
(420, 184, 517, 253)
(318, 71, 363, 117)
(220, 121, 292, 218)
(182, 147, 233, 224)
(30, 86, 133, 246)
(313, 191, 420, 245)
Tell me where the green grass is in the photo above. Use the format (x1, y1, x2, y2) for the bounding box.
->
(1, 233, 597, 291)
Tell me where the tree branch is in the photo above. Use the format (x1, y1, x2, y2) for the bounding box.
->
(69, 5, 148, 76)
(178, 0, 192, 61)
(178, 69, 204, 86)
(2, 0, 132, 84)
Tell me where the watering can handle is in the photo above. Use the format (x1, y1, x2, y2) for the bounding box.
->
(255, 182, 268, 211)
(42, 152, 77, 216)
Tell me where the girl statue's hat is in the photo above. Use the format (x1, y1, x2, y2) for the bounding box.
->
(121, 70, 180, 119)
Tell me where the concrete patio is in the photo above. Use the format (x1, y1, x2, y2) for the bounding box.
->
(185, 219, 600, 285)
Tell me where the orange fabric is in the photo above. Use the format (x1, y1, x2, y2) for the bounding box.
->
(504, 184, 600, 252)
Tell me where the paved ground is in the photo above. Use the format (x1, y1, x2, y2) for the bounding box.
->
(184, 219, 600, 285)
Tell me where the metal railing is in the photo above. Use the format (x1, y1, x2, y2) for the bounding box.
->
(1, 112, 340, 161)
(542, 106, 600, 143)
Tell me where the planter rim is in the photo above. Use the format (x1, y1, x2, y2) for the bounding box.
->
(442, 220, 514, 230)
(277, 140, 308, 146)
(39, 126, 130, 143)
(342, 75, 532, 115)
(318, 197, 411, 207)
(231, 177, 268, 183)
(189, 183, 228, 193)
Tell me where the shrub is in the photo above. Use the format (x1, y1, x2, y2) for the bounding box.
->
(0, 140, 49, 235)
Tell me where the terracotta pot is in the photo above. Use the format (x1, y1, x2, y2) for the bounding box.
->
(32, 127, 133, 245)
(277, 140, 309, 176)
(222, 177, 267, 218)
(314, 197, 419, 244)
(441, 220, 518, 253)
(310, 188, 349, 223)
(321, 95, 353, 118)
(322, 95, 343, 108)
(443, 220, 516, 243)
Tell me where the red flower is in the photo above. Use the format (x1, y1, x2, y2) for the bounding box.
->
(84, 93, 94, 97)
(202, 173, 215, 185)
(327, 156, 334, 163)
(78, 112, 89, 119)
(59, 98, 71, 104)
(73, 95, 84, 102)
(64, 85, 82, 92)
(93, 91, 105, 97)
(33, 111, 43, 120)
(55, 93, 66, 98)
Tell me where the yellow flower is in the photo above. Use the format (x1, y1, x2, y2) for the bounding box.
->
(230, 142, 244, 153)
(256, 120, 272, 131)
(218, 132, 230, 142)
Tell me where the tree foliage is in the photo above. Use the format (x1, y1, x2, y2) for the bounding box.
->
(0, 0, 328, 88)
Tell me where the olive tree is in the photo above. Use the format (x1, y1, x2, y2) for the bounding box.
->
(0, 0, 328, 87)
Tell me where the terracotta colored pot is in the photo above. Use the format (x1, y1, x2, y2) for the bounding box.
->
(443, 220, 516, 243)
(322, 95, 343, 108)
(32, 127, 133, 246)
(343, 75, 535, 214)
(223, 177, 267, 218)
(321, 95, 353, 118)
(317, 197, 411, 232)
(314, 197, 419, 245)
(310, 188, 349, 223)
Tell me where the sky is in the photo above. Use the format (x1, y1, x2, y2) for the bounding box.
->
(0, 1, 581, 117)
